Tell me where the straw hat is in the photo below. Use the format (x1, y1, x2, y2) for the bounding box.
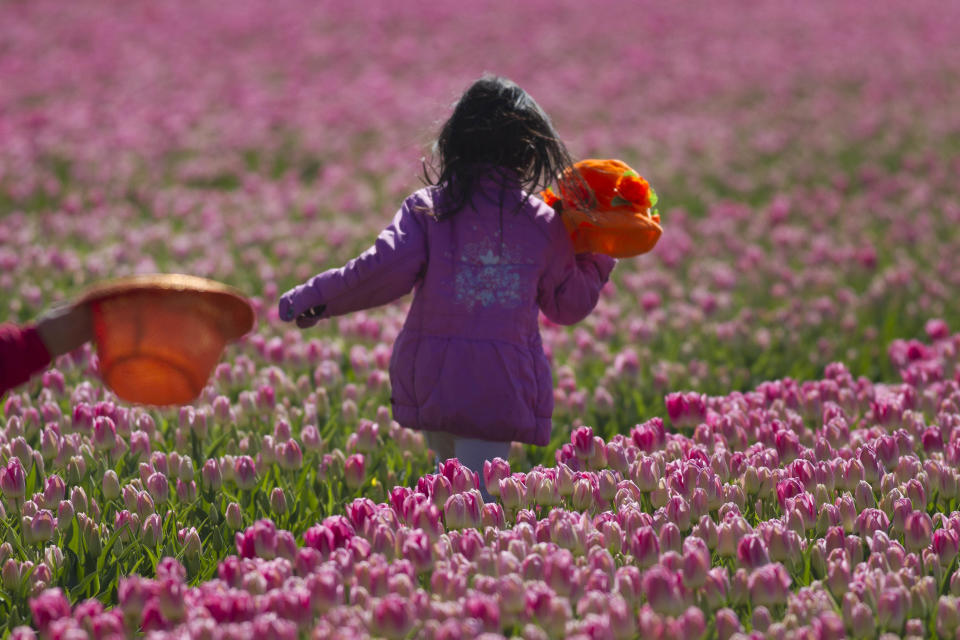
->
(80, 274, 255, 405)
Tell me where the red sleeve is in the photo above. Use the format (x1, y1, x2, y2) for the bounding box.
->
(0, 323, 52, 396)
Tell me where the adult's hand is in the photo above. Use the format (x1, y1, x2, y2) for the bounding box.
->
(35, 303, 93, 357)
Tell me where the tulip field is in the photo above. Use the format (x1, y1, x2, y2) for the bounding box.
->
(4, 0, 960, 638)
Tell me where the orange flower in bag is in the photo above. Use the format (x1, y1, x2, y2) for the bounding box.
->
(541, 159, 662, 258)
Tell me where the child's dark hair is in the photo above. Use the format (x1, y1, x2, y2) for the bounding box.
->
(423, 75, 577, 220)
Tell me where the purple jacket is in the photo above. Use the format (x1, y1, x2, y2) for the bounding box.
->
(288, 178, 615, 445)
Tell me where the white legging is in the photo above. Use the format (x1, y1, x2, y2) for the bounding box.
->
(425, 431, 511, 503)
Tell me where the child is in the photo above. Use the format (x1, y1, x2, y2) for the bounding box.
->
(1, 303, 93, 396)
(279, 75, 615, 499)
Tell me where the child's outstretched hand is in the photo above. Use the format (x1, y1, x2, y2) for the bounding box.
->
(278, 284, 326, 328)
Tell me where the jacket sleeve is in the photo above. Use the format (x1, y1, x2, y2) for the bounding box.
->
(0, 323, 52, 396)
(537, 216, 616, 325)
(295, 195, 429, 320)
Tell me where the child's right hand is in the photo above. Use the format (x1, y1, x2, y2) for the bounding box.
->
(278, 284, 326, 328)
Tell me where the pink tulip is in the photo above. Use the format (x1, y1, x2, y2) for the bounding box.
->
(877, 587, 908, 633)
(301, 425, 323, 452)
(234, 456, 258, 491)
(277, 440, 303, 471)
(642, 565, 684, 617)
(737, 534, 769, 569)
(179, 527, 201, 556)
(933, 528, 959, 565)
(498, 477, 524, 511)
(201, 459, 222, 492)
(572, 477, 597, 512)
(715, 607, 742, 640)
(371, 595, 413, 640)
(902, 508, 933, 551)
(1, 459, 26, 499)
(344, 454, 366, 490)
(482, 458, 510, 498)
(270, 488, 288, 515)
(141, 514, 162, 547)
(225, 502, 243, 529)
(571, 426, 596, 459)
(747, 563, 791, 608)
(28, 588, 71, 633)
(825, 557, 850, 598)
(56, 501, 73, 530)
(630, 526, 660, 569)
(146, 472, 169, 504)
(681, 546, 710, 589)
(659, 522, 682, 554)
(702, 567, 729, 610)
(29, 510, 55, 543)
(481, 503, 506, 529)
(43, 475, 66, 506)
(92, 416, 117, 451)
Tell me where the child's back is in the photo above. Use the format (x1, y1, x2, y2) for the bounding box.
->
(391, 176, 613, 445)
(280, 75, 615, 493)
(280, 173, 612, 446)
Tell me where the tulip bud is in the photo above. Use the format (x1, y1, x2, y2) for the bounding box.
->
(1, 459, 26, 499)
(225, 502, 243, 529)
(444, 493, 468, 530)
(114, 510, 140, 543)
(70, 486, 88, 515)
(715, 608, 742, 640)
(146, 472, 169, 504)
(630, 526, 659, 569)
(499, 477, 524, 511)
(141, 513, 162, 547)
(533, 477, 560, 507)
(2, 559, 19, 591)
(933, 528, 960, 566)
(201, 459, 222, 492)
(30, 510, 55, 543)
(371, 594, 414, 640)
(937, 596, 960, 639)
(277, 440, 304, 471)
(179, 527, 202, 557)
(344, 454, 366, 490)
(233, 456, 257, 491)
(572, 478, 597, 512)
(903, 510, 933, 552)
(92, 417, 117, 452)
(42, 475, 66, 506)
(877, 587, 907, 633)
(301, 424, 323, 452)
(556, 463, 576, 498)
(177, 456, 194, 482)
(270, 488, 288, 515)
(682, 547, 709, 589)
(483, 458, 510, 498)
(175, 479, 197, 503)
(79, 515, 101, 556)
(102, 470, 120, 501)
(854, 481, 876, 512)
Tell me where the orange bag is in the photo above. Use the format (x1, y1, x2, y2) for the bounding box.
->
(541, 159, 662, 258)
(80, 274, 255, 406)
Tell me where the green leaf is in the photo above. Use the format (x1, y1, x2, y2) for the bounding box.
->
(69, 571, 100, 600)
